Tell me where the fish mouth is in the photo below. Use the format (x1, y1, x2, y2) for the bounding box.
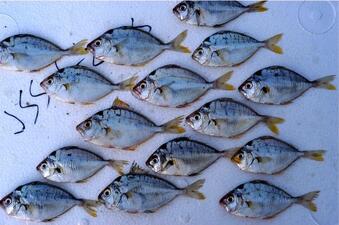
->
(76, 124, 85, 136)
(85, 44, 94, 53)
(131, 87, 141, 98)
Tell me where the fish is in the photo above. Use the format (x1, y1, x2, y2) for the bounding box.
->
(132, 64, 234, 107)
(36, 146, 128, 183)
(173, 1, 267, 27)
(0, 181, 99, 222)
(87, 25, 190, 66)
(192, 31, 283, 67)
(219, 180, 319, 219)
(76, 98, 185, 150)
(186, 98, 284, 138)
(239, 66, 336, 105)
(40, 65, 136, 104)
(230, 136, 325, 174)
(146, 137, 234, 176)
(0, 34, 87, 72)
(98, 163, 205, 213)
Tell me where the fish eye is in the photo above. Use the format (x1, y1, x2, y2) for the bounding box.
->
(94, 40, 102, 47)
(226, 195, 234, 203)
(46, 78, 53, 85)
(238, 153, 244, 160)
(194, 114, 200, 121)
(3, 198, 12, 206)
(104, 189, 111, 197)
(140, 82, 147, 89)
(40, 162, 48, 170)
(84, 120, 92, 129)
(151, 157, 159, 165)
(179, 4, 187, 11)
(197, 48, 204, 56)
(245, 82, 253, 89)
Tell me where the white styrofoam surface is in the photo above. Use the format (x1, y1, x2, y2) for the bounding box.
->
(0, 1, 337, 225)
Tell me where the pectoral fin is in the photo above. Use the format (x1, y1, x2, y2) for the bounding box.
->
(256, 156, 272, 163)
(63, 83, 71, 90)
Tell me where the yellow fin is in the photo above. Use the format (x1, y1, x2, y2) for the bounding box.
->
(184, 179, 205, 200)
(263, 116, 284, 134)
(256, 156, 272, 163)
(296, 191, 319, 212)
(118, 76, 138, 91)
(63, 83, 71, 90)
(302, 150, 325, 161)
(81, 200, 99, 217)
(265, 33, 283, 54)
(213, 71, 235, 91)
(69, 39, 88, 55)
(161, 116, 185, 134)
(108, 159, 129, 175)
(168, 30, 191, 53)
(312, 75, 336, 90)
(248, 1, 268, 13)
(112, 97, 130, 108)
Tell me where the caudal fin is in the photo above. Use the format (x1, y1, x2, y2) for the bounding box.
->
(213, 71, 235, 91)
(68, 39, 88, 55)
(81, 199, 100, 217)
(263, 116, 284, 134)
(312, 75, 336, 90)
(248, 1, 267, 13)
(221, 147, 241, 159)
(167, 30, 191, 53)
(302, 150, 325, 161)
(184, 179, 205, 200)
(265, 34, 283, 54)
(296, 191, 319, 212)
(161, 116, 185, 134)
(108, 159, 129, 175)
(118, 76, 138, 91)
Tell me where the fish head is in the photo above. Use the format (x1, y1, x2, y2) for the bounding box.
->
(98, 181, 121, 209)
(192, 45, 212, 65)
(173, 1, 194, 21)
(145, 150, 167, 173)
(231, 148, 253, 170)
(238, 76, 263, 101)
(186, 108, 208, 130)
(0, 191, 21, 216)
(76, 117, 103, 141)
(219, 190, 242, 213)
(40, 72, 65, 94)
(36, 156, 58, 179)
(87, 34, 111, 60)
(0, 44, 13, 66)
(132, 78, 153, 100)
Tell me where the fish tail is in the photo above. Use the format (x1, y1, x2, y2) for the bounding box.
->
(81, 199, 100, 217)
(118, 76, 138, 91)
(296, 191, 320, 212)
(184, 179, 205, 200)
(167, 30, 191, 53)
(312, 75, 336, 90)
(161, 116, 185, 134)
(247, 1, 268, 13)
(221, 147, 240, 159)
(263, 116, 284, 134)
(67, 39, 88, 55)
(212, 71, 235, 91)
(302, 150, 325, 161)
(108, 159, 129, 175)
(265, 33, 283, 54)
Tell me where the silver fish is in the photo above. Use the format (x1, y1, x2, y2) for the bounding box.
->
(219, 180, 319, 219)
(40, 65, 136, 104)
(0, 182, 98, 222)
(186, 98, 284, 138)
(87, 26, 190, 66)
(239, 66, 336, 105)
(132, 64, 234, 107)
(36, 146, 128, 183)
(173, 1, 267, 27)
(230, 136, 325, 174)
(146, 137, 233, 176)
(192, 31, 282, 67)
(0, 34, 87, 72)
(98, 163, 205, 213)
(76, 98, 185, 150)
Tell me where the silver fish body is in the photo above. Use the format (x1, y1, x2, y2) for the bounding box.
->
(239, 66, 336, 104)
(87, 27, 189, 66)
(40, 65, 136, 104)
(220, 180, 319, 219)
(132, 64, 234, 107)
(146, 137, 228, 176)
(0, 182, 98, 222)
(231, 136, 325, 174)
(76, 99, 184, 150)
(186, 98, 284, 138)
(0, 34, 87, 72)
(98, 165, 205, 213)
(173, 1, 267, 27)
(192, 31, 282, 67)
(36, 146, 127, 182)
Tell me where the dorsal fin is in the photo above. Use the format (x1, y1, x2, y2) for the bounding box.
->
(129, 161, 147, 174)
(112, 97, 130, 109)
